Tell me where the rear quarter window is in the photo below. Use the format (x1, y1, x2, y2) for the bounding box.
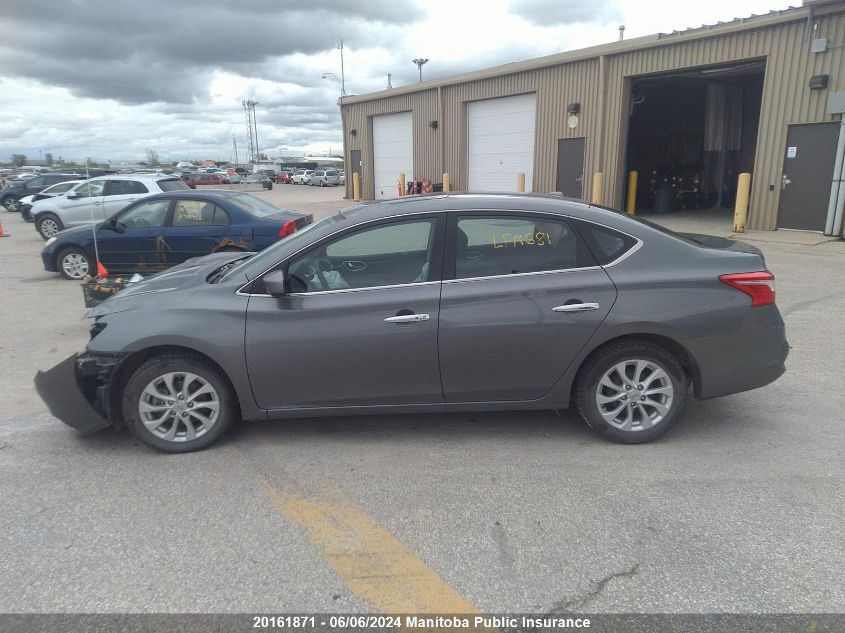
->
(575, 221, 639, 265)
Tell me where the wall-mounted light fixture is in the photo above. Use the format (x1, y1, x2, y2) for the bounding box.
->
(429, 120, 438, 129)
(567, 102, 580, 115)
(809, 74, 829, 89)
(350, 128, 357, 136)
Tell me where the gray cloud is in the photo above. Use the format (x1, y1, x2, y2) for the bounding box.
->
(507, 0, 621, 26)
(0, 0, 420, 105)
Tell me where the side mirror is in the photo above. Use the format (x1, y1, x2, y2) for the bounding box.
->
(263, 269, 286, 297)
(66, 191, 79, 199)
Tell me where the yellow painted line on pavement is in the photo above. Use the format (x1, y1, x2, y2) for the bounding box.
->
(262, 480, 481, 614)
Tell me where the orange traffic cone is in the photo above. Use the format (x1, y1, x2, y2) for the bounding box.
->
(0, 214, 9, 238)
(96, 260, 109, 278)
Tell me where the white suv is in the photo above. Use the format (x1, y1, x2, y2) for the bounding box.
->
(32, 174, 189, 239)
(292, 169, 313, 185)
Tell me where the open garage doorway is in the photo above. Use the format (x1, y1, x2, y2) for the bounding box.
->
(623, 61, 765, 226)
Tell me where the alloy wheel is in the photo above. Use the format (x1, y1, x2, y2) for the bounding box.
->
(595, 359, 674, 432)
(3, 196, 20, 212)
(40, 218, 60, 238)
(61, 253, 90, 279)
(138, 372, 220, 442)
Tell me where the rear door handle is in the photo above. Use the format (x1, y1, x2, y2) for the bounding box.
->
(552, 302, 600, 313)
(384, 313, 430, 324)
(343, 260, 367, 271)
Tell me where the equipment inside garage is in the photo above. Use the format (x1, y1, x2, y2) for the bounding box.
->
(624, 61, 765, 215)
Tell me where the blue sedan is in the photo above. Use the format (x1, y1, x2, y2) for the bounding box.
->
(41, 190, 312, 279)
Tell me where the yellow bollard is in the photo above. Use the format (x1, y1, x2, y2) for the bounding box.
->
(626, 171, 638, 215)
(591, 172, 604, 205)
(442, 173, 450, 192)
(399, 173, 406, 197)
(733, 172, 752, 233)
(352, 172, 360, 202)
(517, 172, 526, 193)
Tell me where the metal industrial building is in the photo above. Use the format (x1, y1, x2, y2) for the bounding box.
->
(340, 0, 845, 234)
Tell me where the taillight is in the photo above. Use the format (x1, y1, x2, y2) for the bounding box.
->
(278, 220, 297, 238)
(719, 271, 776, 307)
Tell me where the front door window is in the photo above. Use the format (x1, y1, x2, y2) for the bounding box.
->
(287, 219, 436, 293)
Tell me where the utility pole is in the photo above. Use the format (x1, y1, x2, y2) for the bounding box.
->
(412, 58, 429, 82)
(232, 135, 239, 166)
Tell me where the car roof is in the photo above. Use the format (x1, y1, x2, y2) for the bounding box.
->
(333, 192, 648, 234)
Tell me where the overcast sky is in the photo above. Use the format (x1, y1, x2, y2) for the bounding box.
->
(0, 0, 793, 164)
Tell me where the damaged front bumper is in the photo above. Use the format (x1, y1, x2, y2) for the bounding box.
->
(34, 352, 124, 434)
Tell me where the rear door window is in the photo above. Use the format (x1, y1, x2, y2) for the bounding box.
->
(171, 200, 229, 226)
(452, 215, 595, 280)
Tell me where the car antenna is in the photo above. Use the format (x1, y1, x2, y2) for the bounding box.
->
(85, 160, 105, 278)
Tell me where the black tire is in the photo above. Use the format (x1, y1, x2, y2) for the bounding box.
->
(56, 246, 93, 280)
(36, 213, 64, 240)
(574, 340, 689, 444)
(21, 205, 33, 222)
(2, 195, 20, 212)
(122, 352, 238, 453)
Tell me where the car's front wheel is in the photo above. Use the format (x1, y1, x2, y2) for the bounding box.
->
(574, 340, 689, 444)
(57, 246, 93, 280)
(37, 213, 64, 239)
(122, 353, 238, 453)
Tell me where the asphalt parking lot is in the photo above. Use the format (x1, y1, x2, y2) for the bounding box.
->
(0, 188, 843, 614)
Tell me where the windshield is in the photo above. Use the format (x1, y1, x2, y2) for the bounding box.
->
(218, 213, 343, 283)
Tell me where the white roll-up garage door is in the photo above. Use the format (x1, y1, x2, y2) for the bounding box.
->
(467, 93, 536, 192)
(372, 112, 413, 200)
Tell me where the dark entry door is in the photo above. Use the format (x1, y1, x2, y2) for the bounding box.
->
(556, 137, 585, 198)
(778, 122, 838, 231)
(350, 149, 362, 180)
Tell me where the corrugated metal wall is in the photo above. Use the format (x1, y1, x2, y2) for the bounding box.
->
(343, 6, 845, 230)
(342, 91, 438, 200)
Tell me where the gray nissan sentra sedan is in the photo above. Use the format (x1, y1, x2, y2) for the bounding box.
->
(35, 193, 788, 453)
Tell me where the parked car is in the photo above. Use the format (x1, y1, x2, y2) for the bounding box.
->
(244, 173, 273, 189)
(308, 169, 341, 187)
(40, 190, 312, 280)
(189, 173, 223, 187)
(338, 170, 346, 185)
(31, 175, 190, 239)
(224, 173, 243, 184)
(34, 193, 788, 453)
(291, 169, 313, 184)
(20, 179, 85, 222)
(1, 173, 84, 212)
(275, 171, 293, 184)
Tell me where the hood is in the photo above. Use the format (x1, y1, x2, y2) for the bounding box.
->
(20, 194, 34, 204)
(89, 251, 252, 318)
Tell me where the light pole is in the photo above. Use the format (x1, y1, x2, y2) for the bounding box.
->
(322, 72, 346, 96)
(338, 40, 346, 97)
(412, 58, 428, 82)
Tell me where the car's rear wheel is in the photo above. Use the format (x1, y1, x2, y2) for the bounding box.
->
(3, 195, 20, 212)
(37, 213, 63, 239)
(574, 340, 689, 444)
(122, 353, 237, 453)
(57, 246, 93, 280)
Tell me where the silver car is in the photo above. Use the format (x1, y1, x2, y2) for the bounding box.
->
(35, 193, 788, 453)
(308, 169, 341, 187)
(31, 174, 190, 239)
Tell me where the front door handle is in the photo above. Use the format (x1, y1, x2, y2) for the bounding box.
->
(552, 302, 599, 313)
(384, 313, 430, 324)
